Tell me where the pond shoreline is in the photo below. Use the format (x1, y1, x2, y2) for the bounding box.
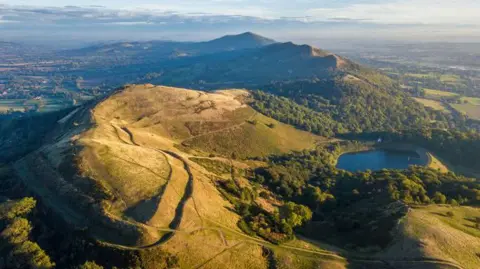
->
(335, 141, 450, 172)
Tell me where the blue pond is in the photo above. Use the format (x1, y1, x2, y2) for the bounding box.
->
(336, 149, 427, 172)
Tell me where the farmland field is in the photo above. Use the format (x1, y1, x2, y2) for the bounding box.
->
(451, 103, 480, 120)
(405, 73, 436, 79)
(461, 96, 480, 105)
(423, 88, 459, 98)
(413, 97, 450, 113)
(440, 74, 462, 83)
(0, 98, 72, 113)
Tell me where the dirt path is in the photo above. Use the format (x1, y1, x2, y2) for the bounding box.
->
(152, 150, 196, 244)
(45, 125, 464, 268)
(119, 127, 201, 244)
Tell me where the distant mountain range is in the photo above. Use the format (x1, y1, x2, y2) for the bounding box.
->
(60, 32, 368, 90)
(64, 32, 276, 58)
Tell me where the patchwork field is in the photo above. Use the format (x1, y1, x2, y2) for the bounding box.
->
(0, 98, 72, 113)
(405, 73, 437, 79)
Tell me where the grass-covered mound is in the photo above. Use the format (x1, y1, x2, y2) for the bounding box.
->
(182, 108, 323, 158)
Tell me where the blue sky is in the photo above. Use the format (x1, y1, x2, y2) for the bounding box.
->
(1, 0, 480, 46)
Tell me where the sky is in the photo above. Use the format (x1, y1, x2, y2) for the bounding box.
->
(1, 0, 480, 47)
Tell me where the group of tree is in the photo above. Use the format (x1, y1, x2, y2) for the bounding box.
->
(253, 145, 480, 209)
(248, 145, 480, 247)
(0, 197, 55, 269)
(216, 168, 312, 244)
(250, 77, 462, 137)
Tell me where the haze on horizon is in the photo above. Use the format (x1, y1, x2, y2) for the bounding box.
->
(1, 0, 480, 47)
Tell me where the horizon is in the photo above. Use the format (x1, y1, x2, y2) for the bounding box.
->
(1, 1, 480, 48)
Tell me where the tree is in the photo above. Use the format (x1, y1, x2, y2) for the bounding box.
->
(1, 218, 32, 244)
(279, 202, 312, 228)
(78, 261, 104, 269)
(433, 192, 447, 204)
(8, 241, 55, 269)
(4, 197, 36, 220)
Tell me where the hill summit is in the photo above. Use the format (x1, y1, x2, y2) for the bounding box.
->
(204, 32, 276, 49)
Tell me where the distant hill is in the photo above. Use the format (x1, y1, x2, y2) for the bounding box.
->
(63, 32, 276, 58)
(148, 41, 353, 87)
(62, 33, 453, 136)
(198, 32, 276, 51)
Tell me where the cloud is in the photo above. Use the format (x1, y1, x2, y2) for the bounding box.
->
(307, 0, 480, 25)
(107, 21, 154, 25)
(2, 2, 479, 26)
(0, 2, 479, 46)
(327, 17, 371, 23)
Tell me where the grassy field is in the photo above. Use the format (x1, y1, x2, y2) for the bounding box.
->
(423, 88, 459, 98)
(405, 73, 437, 79)
(448, 96, 480, 120)
(0, 99, 26, 112)
(427, 153, 449, 173)
(0, 98, 72, 113)
(460, 96, 480, 105)
(413, 98, 450, 113)
(183, 110, 324, 159)
(439, 74, 462, 83)
(405, 73, 464, 84)
(451, 103, 480, 120)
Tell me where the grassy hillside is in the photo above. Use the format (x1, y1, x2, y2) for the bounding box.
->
(379, 205, 480, 269)
(9, 84, 340, 268)
(6, 84, 479, 269)
(182, 108, 323, 158)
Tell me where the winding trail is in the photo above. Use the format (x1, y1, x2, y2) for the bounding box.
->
(154, 150, 196, 244)
(119, 127, 201, 244)
(94, 126, 466, 269)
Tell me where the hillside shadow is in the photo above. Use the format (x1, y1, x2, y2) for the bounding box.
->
(124, 195, 162, 223)
(430, 212, 447, 218)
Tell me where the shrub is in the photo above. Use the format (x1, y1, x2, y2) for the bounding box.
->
(237, 219, 256, 236)
(78, 261, 104, 269)
(1, 218, 32, 244)
(4, 197, 36, 220)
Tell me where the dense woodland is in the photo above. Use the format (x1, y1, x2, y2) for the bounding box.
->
(251, 78, 460, 137)
(249, 77, 480, 175)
